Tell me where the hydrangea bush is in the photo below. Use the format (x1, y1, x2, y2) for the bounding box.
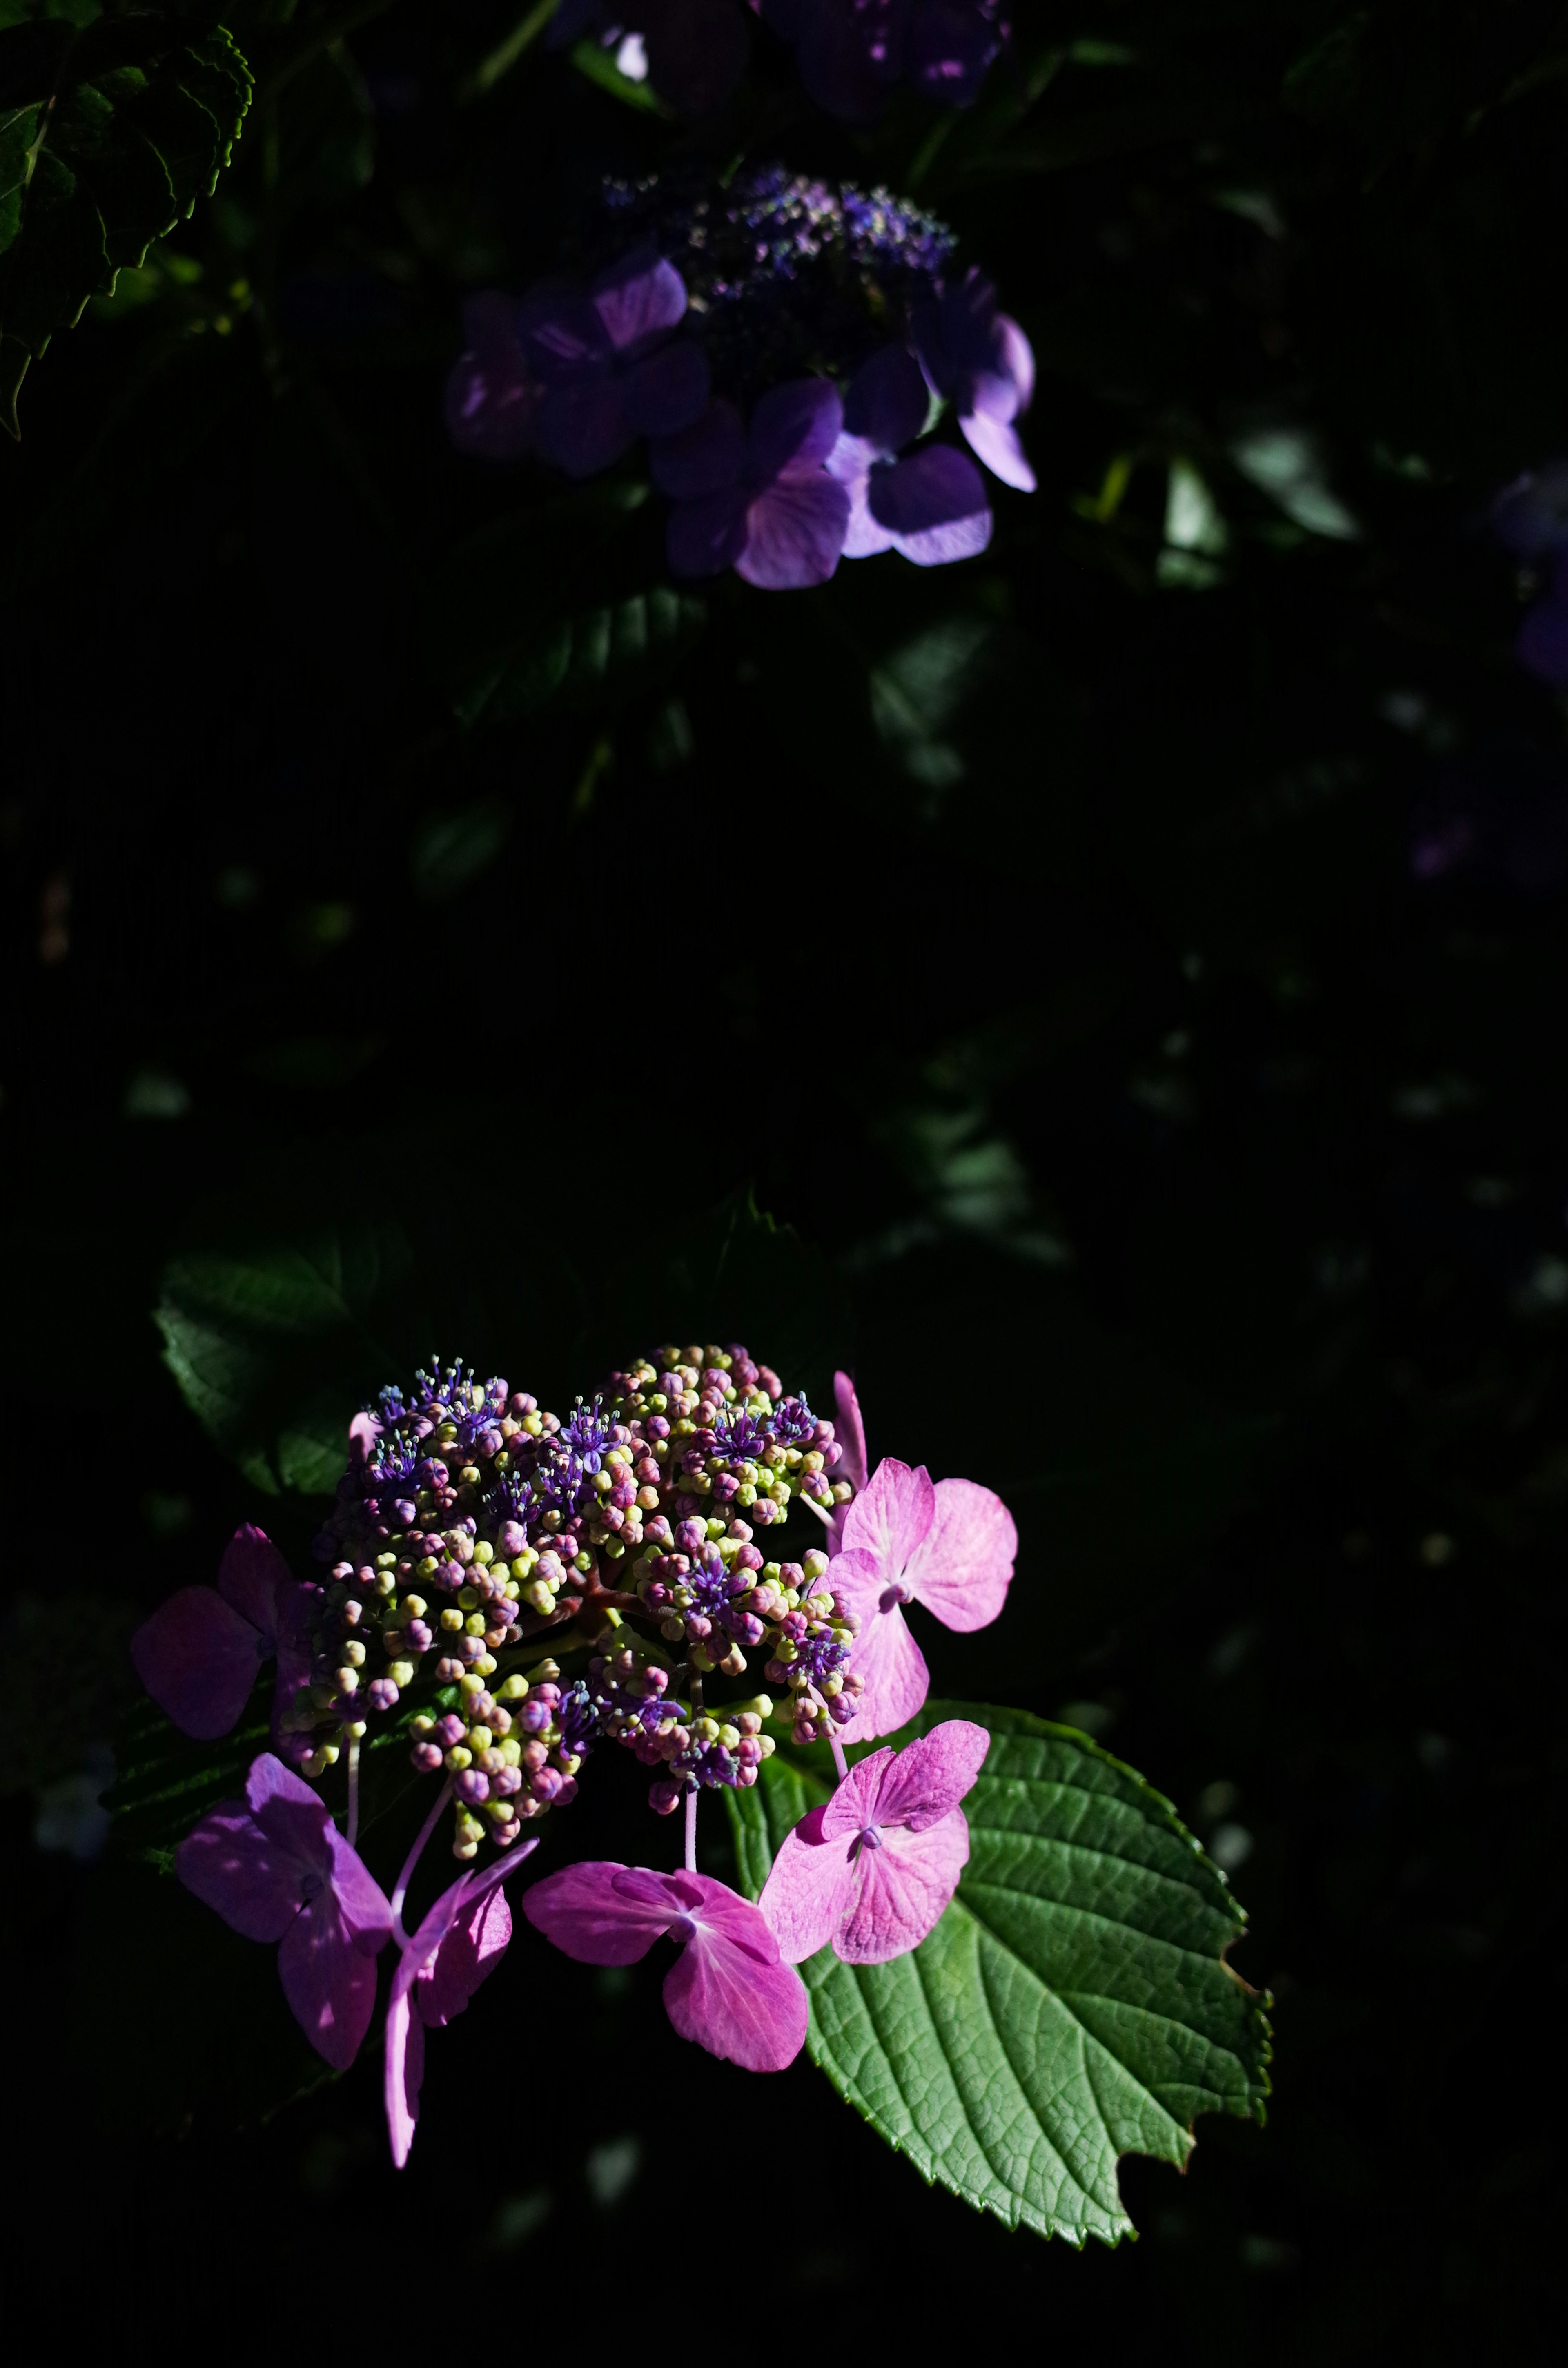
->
(129, 1338, 1270, 2234)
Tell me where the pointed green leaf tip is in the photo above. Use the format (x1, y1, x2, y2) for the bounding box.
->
(726, 1701, 1272, 2246)
(0, 11, 252, 435)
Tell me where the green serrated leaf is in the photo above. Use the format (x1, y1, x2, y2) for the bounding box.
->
(726, 1701, 1271, 2246)
(472, 586, 707, 726)
(0, 11, 250, 432)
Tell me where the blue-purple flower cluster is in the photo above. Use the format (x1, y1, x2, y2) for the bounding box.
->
(447, 167, 1035, 587)
(551, 1, 1009, 123)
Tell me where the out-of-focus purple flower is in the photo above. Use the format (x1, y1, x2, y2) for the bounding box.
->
(522, 246, 710, 477)
(444, 293, 541, 463)
(756, 0, 1006, 122)
(178, 1753, 392, 2070)
(385, 1844, 535, 2167)
(1517, 555, 1568, 689)
(525, 1861, 808, 2069)
(1410, 734, 1568, 895)
(760, 1718, 989, 1962)
(1491, 462, 1568, 560)
(651, 378, 851, 588)
(827, 341, 991, 566)
(914, 267, 1035, 494)
(552, 0, 751, 116)
(131, 1525, 320, 1747)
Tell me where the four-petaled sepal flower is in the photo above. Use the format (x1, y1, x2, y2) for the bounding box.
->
(760, 1718, 989, 1962)
(385, 1846, 535, 2167)
(177, 1753, 392, 2069)
(524, 1862, 808, 2071)
(829, 1454, 1015, 1737)
(132, 1526, 320, 1746)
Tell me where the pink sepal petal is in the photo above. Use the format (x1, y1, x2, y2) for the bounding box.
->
(662, 1869, 782, 1960)
(217, 1524, 293, 1637)
(523, 1860, 677, 1963)
(838, 1598, 930, 1740)
(872, 1718, 990, 1831)
(835, 1812, 969, 1965)
(324, 1824, 394, 1955)
(904, 1477, 1016, 1632)
(819, 1747, 895, 1843)
(278, 1894, 380, 2071)
(385, 1846, 534, 2168)
(175, 1802, 303, 1943)
(838, 1457, 935, 1575)
(384, 1984, 423, 2170)
(420, 1883, 512, 2027)
(662, 1934, 809, 2071)
(757, 1805, 856, 1963)
(131, 1587, 261, 1739)
(833, 1370, 869, 1494)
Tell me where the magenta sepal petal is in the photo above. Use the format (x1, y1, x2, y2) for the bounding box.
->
(838, 1588, 931, 1738)
(754, 1804, 849, 1963)
(662, 1929, 808, 2071)
(177, 1753, 392, 2069)
(668, 486, 750, 579)
(840, 1457, 936, 1576)
(590, 245, 687, 353)
(737, 471, 851, 589)
(905, 1476, 1016, 1631)
(872, 1717, 990, 1829)
(960, 407, 1036, 494)
(748, 377, 844, 480)
(833, 1369, 870, 1494)
(526, 1863, 807, 2071)
(131, 1586, 262, 1740)
(385, 1848, 532, 2167)
(837, 1813, 969, 1964)
(278, 1893, 381, 2072)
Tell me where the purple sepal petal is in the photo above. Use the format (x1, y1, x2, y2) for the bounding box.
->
(869, 443, 992, 565)
(384, 1982, 423, 2170)
(1491, 462, 1568, 558)
(131, 1587, 262, 1740)
(1517, 598, 1568, 687)
(325, 1823, 395, 1954)
(844, 342, 929, 456)
(419, 1881, 512, 2025)
(591, 245, 688, 353)
(836, 1811, 969, 1962)
(748, 377, 844, 481)
(534, 378, 634, 478)
(833, 1369, 870, 1495)
(662, 1931, 809, 2071)
(651, 397, 746, 499)
(521, 289, 612, 378)
(278, 1893, 381, 2071)
(621, 337, 711, 438)
(641, 0, 752, 116)
(176, 1800, 304, 1943)
(871, 1717, 990, 1830)
(668, 487, 751, 579)
(909, 0, 1007, 108)
(961, 408, 1036, 494)
(444, 295, 539, 464)
(523, 1860, 678, 1962)
(819, 1746, 894, 1843)
(737, 473, 851, 589)
(217, 1524, 292, 1638)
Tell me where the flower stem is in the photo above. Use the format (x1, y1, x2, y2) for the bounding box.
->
(830, 1736, 849, 1786)
(391, 1776, 454, 1950)
(345, 1733, 361, 1851)
(684, 1780, 698, 1875)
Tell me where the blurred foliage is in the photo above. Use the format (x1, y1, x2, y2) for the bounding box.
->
(2, 0, 1567, 2356)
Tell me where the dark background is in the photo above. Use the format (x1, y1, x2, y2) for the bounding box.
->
(3, 2, 1566, 2356)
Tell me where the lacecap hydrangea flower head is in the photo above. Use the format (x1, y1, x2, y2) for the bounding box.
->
(447, 165, 1036, 586)
(132, 1343, 1016, 2164)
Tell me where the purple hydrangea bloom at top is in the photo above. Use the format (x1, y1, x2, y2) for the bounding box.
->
(914, 268, 1036, 494)
(755, 0, 1009, 121)
(651, 379, 851, 588)
(551, 0, 751, 117)
(828, 341, 991, 566)
(446, 248, 708, 476)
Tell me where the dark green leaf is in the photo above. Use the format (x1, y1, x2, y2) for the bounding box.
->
(0, 9, 250, 432)
(726, 1701, 1271, 2245)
